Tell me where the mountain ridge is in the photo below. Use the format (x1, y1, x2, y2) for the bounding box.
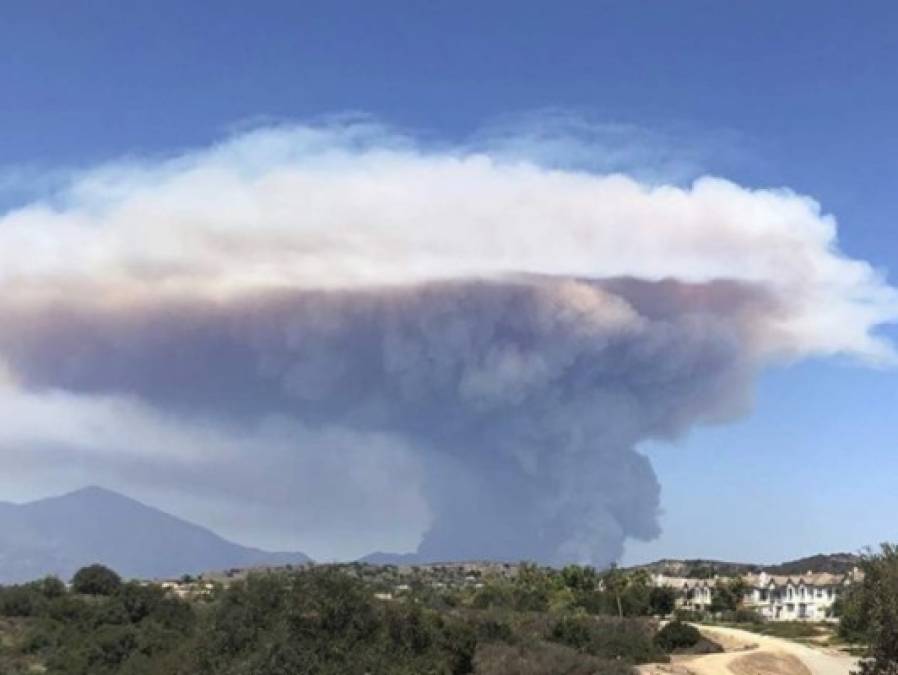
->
(0, 486, 865, 584)
(0, 485, 310, 583)
(627, 552, 862, 577)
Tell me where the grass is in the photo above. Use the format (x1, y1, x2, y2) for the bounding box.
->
(744, 621, 830, 639)
(701, 619, 833, 642)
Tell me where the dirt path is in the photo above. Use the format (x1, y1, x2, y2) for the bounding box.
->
(640, 625, 858, 675)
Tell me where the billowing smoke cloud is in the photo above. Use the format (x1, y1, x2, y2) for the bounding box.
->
(0, 121, 895, 565)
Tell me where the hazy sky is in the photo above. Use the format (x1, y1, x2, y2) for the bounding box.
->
(2, 1, 897, 565)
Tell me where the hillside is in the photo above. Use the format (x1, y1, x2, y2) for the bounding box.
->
(0, 486, 309, 583)
(631, 553, 861, 578)
(763, 552, 861, 575)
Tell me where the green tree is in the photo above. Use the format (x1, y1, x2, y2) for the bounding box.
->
(710, 577, 747, 613)
(654, 621, 701, 652)
(561, 565, 599, 592)
(649, 586, 677, 616)
(602, 566, 628, 618)
(72, 564, 122, 596)
(36, 576, 67, 599)
(843, 544, 898, 675)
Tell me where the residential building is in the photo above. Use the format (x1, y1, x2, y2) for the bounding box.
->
(652, 568, 860, 621)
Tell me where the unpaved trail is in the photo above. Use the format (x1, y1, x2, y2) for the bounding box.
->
(640, 625, 858, 675)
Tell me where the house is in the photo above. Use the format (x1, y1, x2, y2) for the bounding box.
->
(740, 571, 855, 621)
(652, 568, 861, 621)
(649, 576, 716, 612)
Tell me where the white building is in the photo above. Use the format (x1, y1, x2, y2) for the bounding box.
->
(652, 569, 860, 621)
(741, 571, 853, 621)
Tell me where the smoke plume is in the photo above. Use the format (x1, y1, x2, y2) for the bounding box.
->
(0, 121, 894, 564)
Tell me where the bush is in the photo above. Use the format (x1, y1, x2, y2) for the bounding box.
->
(34, 576, 67, 599)
(654, 621, 701, 652)
(649, 586, 677, 616)
(474, 641, 633, 675)
(674, 609, 705, 623)
(466, 613, 515, 644)
(0, 585, 46, 617)
(193, 567, 479, 674)
(72, 564, 121, 596)
(549, 615, 668, 664)
(719, 608, 764, 624)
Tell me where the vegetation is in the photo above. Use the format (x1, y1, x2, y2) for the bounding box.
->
(837, 544, 898, 675)
(71, 564, 122, 596)
(744, 621, 825, 640)
(653, 621, 701, 652)
(0, 562, 688, 674)
(635, 554, 860, 579)
(709, 577, 748, 613)
(648, 586, 677, 616)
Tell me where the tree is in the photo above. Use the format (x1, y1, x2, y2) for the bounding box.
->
(602, 566, 628, 618)
(654, 621, 701, 652)
(649, 586, 677, 616)
(843, 544, 898, 675)
(72, 564, 122, 596)
(602, 567, 651, 618)
(710, 577, 748, 614)
(561, 565, 599, 592)
(36, 576, 67, 599)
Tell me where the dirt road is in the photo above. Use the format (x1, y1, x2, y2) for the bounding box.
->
(641, 625, 858, 675)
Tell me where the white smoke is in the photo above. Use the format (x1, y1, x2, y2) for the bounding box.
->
(0, 121, 894, 563)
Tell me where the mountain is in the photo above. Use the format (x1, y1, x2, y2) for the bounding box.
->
(0, 486, 310, 584)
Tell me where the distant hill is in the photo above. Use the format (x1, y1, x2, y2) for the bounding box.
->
(357, 552, 864, 576)
(0, 486, 310, 583)
(763, 552, 861, 575)
(628, 558, 759, 578)
(358, 551, 426, 566)
(630, 552, 861, 578)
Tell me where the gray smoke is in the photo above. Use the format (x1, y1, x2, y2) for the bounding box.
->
(0, 276, 771, 564)
(0, 121, 895, 564)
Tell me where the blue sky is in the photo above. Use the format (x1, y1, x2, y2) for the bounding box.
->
(2, 1, 897, 564)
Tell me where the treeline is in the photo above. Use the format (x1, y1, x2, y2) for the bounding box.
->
(0, 562, 703, 675)
(459, 564, 677, 617)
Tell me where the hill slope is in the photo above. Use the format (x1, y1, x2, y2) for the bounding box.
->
(0, 486, 309, 583)
(630, 553, 861, 578)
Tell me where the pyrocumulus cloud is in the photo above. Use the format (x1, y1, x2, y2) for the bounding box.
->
(0, 120, 894, 564)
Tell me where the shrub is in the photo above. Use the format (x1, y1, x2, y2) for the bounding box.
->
(549, 615, 667, 664)
(649, 586, 677, 616)
(463, 611, 515, 644)
(674, 609, 705, 623)
(72, 564, 122, 596)
(719, 608, 764, 624)
(193, 567, 480, 675)
(474, 641, 633, 675)
(654, 621, 701, 652)
(34, 576, 67, 599)
(0, 585, 46, 617)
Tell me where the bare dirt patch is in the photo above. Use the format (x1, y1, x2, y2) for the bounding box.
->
(728, 651, 812, 675)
